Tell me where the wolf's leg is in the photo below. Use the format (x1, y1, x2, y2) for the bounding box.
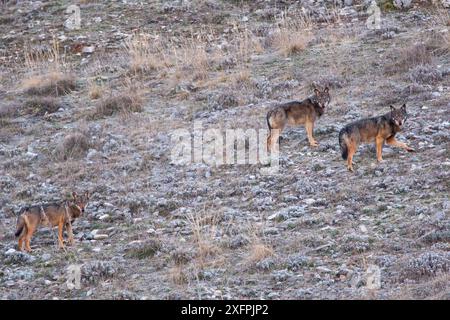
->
(305, 121, 318, 147)
(58, 220, 65, 249)
(18, 236, 24, 251)
(66, 222, 74, 246)
(267, 130, 273, 152)
(269, 127, 283, 153)
(386, 136, 415, 152)
(25, 225, 35, 252)
(376, 137, 384, 162)
(347, 146, 356, 172)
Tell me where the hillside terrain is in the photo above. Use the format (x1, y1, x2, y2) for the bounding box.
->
(0, 0, 449, 299)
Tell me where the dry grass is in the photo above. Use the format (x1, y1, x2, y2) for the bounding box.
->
(124, 33, 171, 74)
(384, 43, 434, 74)
(22, 72, 76, 96)
(271, 13, 313, 57)
(94, 92, 144, 118)
(22, 96, 61, 116)
(55, 132, 91, 161)
(186, 210, 221, 265)
(247, 242, 274, 265)
(88, 81, 104, 100)
(0, 104, 18, 119)
(169, 265, 188, 285)
(21, 39, 76, 96)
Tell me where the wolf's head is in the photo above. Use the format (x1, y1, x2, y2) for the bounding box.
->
(390, 104, 408, 127)
(311, 86, 331, 109)
(71, 191, 90, 216)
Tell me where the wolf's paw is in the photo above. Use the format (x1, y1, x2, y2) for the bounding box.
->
(310, 141, 319, 147)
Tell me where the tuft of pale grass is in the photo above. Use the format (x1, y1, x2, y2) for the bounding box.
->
(173, 39, 211, 81)
(125, 240, 162, 260)
(384, 43, 435, 74)
(0, 104, 18, 119)
(22, 72, 76, 96)
(88, 81, 103, 100)
(186, 210, 221, 267)
(124, 33, 171, 74)
(94, 92, 144, 118)
(271, 14, 313, 57)
(55, 132, 90, 161)
(169, 265, 188, 285)
(247, 242, 274, 265)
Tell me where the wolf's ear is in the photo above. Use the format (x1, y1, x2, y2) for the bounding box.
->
(324, 87, 329, 93)
(314, 88, 320, 95)
(390, 105, 395, 112)
(401, 104, 406, 111)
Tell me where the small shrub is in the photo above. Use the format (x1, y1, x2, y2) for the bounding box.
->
(408, 65, 443, 84)
(402, 252, 450, 280)
(22, 97, 61, 116)
(247, 243, 274, 265)
(125, 240, 162, 259)
(0, 104, 18, 119)
(384, 43, 433, 74)
(55, 132, 90, 160)
(22, 72, 76, 96)
(88, 82, 103, 100)
(94, 93, 144, 117)
(169, 265, 188, 285)
(270, 13, 313, 57)
(124, 33, 169, 74)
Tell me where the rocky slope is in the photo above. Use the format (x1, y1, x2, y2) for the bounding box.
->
(0, 0, 449, 299)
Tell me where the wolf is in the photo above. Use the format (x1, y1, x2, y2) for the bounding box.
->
(339, 104, 415, 171)
(15, 191, 90, 252)
(266, 86, 330, 152)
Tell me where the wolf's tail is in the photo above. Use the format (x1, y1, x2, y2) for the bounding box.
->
(339, 128, 348, 160)
(15, 211, 28, 237)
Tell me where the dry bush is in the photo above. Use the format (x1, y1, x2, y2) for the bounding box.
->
(173, 38, 211, 81)
(124, 33, 171, 74)
(428, 6, 450, 28)
(270, 13, 313, 57)
(247, 242, 274, 265)
(408, 65, 443, 84)
(186, 210, 221, 266)
(384, 43, 434, 74)
(235, 29, 263, 64)
(0, 104, 18, 119)
(22, 39, 76, 96)
(125, 239, 162, 259)
(94, 92, 144, 118)
(169, 265, 188, 285)
(401, 252, 450, 281)
(55, 132, 91, 160)
(22, 96, 61, 116)
(22, 72, 76, 96)
(88, 81, 103, 100)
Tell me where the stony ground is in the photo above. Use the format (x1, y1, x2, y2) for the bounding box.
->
(0, 0, 449, 300)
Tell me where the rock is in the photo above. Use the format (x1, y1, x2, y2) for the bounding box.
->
(93, 234, 109, 240)
(4, 249, 36, 264)
(393, 0, 412, 9)
(82, 46, 95, 54)
(316, 266, 332, 273)
(82, 261, 117, 284)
